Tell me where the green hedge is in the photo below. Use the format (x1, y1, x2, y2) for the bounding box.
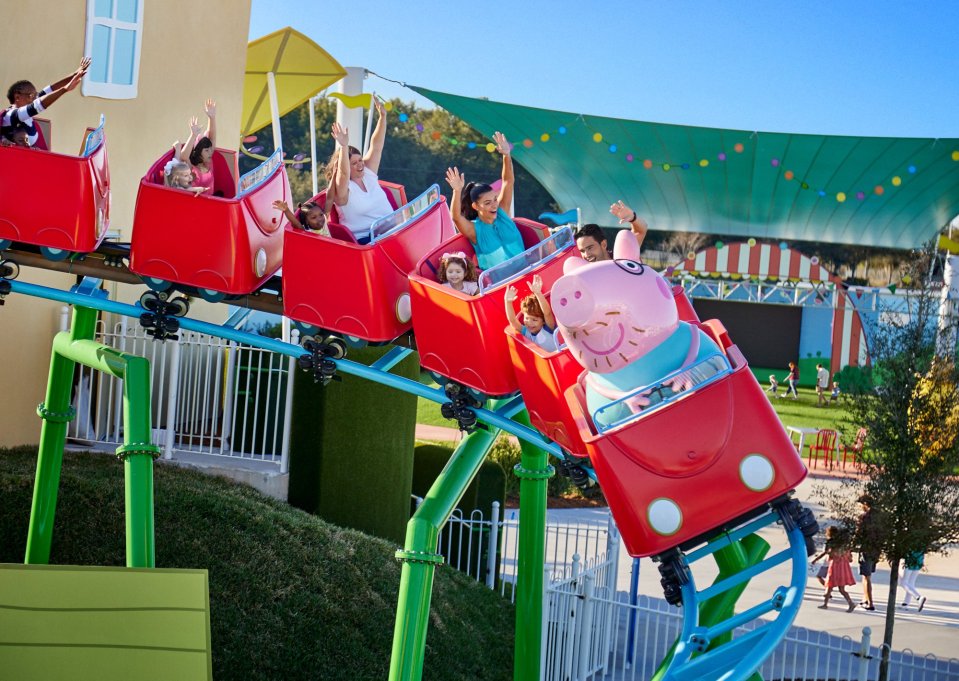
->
(288, 346, 419, 545)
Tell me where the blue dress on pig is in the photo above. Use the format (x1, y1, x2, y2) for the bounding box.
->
(585, 323, 724, 426)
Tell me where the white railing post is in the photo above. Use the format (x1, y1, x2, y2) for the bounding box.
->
(540, 565, 552, 681)
(577, 574, 596, 680)
(561, 554, 581, 679)
(163, 338, 181, 460)
(486, 500, 500, 589)
(220, 340, 237, 455)
(59, 305, 70, 332)
(857, 627, 872, 681)
(279, 329, 299, 473)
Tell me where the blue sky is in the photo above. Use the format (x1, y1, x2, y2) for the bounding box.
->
(249, 1, 959, 139)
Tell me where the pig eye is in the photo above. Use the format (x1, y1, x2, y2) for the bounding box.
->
(614, 259, 645, 276)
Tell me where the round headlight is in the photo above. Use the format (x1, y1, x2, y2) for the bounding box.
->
(254, 248, 268, 278)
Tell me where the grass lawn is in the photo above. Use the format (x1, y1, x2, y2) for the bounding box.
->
(0, 447, 514, 681)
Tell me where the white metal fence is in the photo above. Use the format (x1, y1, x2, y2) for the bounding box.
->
(430, 503, 958, 681)
(65, 312, 294, 471)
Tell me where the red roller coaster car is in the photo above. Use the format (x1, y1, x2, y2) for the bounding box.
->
(0, 117, 109, 259)
(129, 147, 289, 300)
(563, 317, 808, 558)
(410, 223, 577, 397)
(283, 183, 456, 343)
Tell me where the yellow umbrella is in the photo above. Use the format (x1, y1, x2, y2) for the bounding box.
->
(242, 27, 346, 138)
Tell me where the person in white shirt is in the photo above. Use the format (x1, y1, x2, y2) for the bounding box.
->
(816, 363, 830, 407)
(328, 98, 393, 242)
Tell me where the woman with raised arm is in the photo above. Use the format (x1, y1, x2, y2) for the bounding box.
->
(445, 131, 525, 270)
(179, 98, 217, 193)
(328, 97, 393, 242)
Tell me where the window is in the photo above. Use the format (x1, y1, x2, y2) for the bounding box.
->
(82, 0, 144, 99)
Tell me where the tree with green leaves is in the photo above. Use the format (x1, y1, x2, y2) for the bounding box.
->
(818, 241, 959, 681)
(239, 97, 558, 219)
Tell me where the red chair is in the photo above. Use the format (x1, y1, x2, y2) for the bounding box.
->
(840, 427, 868, 470)
(807, 429, 838, 470)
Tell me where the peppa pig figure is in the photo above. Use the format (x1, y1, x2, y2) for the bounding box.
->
(551, 230, 724, 426)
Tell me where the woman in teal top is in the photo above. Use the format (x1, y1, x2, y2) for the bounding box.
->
(445, 131, 526, 270)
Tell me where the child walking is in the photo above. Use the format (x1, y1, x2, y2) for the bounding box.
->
(812, 526, 857, 612)
(505, 274, 557, 352)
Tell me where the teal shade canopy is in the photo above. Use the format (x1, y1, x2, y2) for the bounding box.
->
(412, 86, 959, 250)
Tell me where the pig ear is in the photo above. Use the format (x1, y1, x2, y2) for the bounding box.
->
(613, 230, 641, 261)
(564, 257, 587, 275)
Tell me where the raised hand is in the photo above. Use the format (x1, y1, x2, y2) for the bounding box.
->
(609, 200, 634, 224)
(529, 274, 543, 294)
(493, 131, 511, 155)
(204, 98, 217, 118)
(76, 57, 92, 75)
(331, 122, 349, 147)
(65, 70, 85, 92)
(272, 199, 289, 212)
(189, 116, 202, 137)
(373, 96, 386, 118)
(445, 167, 465, 191)
(505, 285, 518, 304)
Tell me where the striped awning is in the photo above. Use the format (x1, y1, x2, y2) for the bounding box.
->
(673, 242, 833, 283)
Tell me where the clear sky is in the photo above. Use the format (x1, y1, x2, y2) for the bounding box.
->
(249, 1, 959, 139)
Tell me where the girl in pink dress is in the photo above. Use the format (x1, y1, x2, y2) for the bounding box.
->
(813, 525, 857, 612)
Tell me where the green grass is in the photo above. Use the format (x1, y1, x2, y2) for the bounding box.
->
(766, 386, 855, 441)
(0, 447, 513, 681)
(417, 396, 450, 428)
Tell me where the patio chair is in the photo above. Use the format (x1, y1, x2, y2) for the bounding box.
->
(840, 427, 868, 470)
(807, 428, 838, 470)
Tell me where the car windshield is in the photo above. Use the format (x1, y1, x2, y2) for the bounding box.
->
(477, 226, 573, 293)
(592, 354, 732, 433)
(369, 184, 441, 243)
(237, 148, 282, 197)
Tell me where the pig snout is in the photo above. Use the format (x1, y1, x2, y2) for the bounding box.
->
(552, 276, 596, 328)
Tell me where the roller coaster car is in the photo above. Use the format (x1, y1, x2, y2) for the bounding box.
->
(129, 147, 289, 299)
(283, 183, 458, 344)
(506, 285, 704, 457)
(410, 223, 577, 397)
(563, 318, 808, 558)
(0, 117, 110, 259)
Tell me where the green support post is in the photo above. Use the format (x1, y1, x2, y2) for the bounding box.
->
(512, 408, 553, 681)
(25, 305, 160, 568)
(389, 401, 507, 681)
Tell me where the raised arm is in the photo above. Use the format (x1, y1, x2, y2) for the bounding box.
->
(273, 200, 301, 229)
(330, 123, 351, 207)
(493, 131, 514, 217)
(609, 200, 648, 251)
(203, 98, 217, 147)
(445, 167, 476, 243)
(363, 97, 388, 175)
(46, 57, 92, 92)
(529, 275, 556, 329)
(504, 286, 523, 334)
(10, 66, 87, 126)
(178, 116, 202, 162)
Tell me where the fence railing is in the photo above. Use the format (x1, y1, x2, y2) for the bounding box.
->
(66, 312, 293, 470)
(428, 501, 957, 681)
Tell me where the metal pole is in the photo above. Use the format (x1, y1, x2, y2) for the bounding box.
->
(576, 574, 596, 680)
(309, 95, 319, 196)
(936, 255, 958, 357)
(266, 71, 283, 153)
(388, 408, 504, 681)
(857, 627, 872, 681)
(163, 337, 180, 460)
(513, 408, 554, 681)
(221, 340, 237, 455)
(280, 329, 298, 473)
(335, 67, 366, 150)
(486, 500, 500, 589)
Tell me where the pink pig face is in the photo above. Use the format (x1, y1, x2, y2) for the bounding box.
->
(552, 230, 677, 374)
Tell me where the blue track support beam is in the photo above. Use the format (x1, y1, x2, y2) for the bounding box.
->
(7, 279, 563, 457)
(369, 347, 414, 373)
(685, 512, 778, 564)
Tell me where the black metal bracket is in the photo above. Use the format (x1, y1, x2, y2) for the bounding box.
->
(656, 548, 691, 606)
(774, 497, 820, 556)
(297, 336, 346, 386)
(138, 291, 190, 342)
(555, 455, 596, 490)
(0, 258, 19, 306)
(440, 382, 484, 433)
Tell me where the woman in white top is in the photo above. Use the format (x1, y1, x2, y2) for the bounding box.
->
(329, 98, 393, 243)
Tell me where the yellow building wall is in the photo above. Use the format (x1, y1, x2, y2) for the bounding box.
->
(0, 2, 252, 446)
